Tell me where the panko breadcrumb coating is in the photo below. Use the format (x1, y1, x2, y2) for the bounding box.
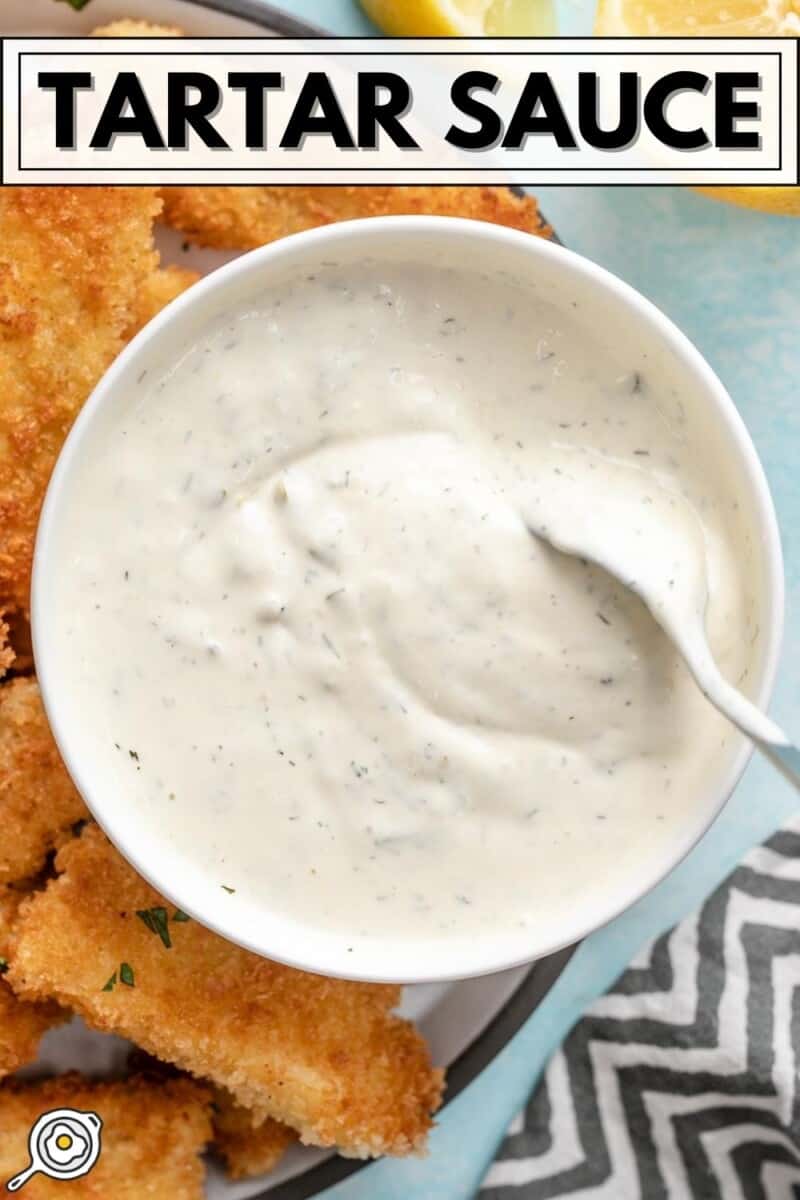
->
(0, 886, 63, 1076)
(213, 1090, 298, 1180)
(8, 825, 444, 1158)
(123, 1056, 298, 1179)
(126, 265, 201, 339)
(2, 607, 32, 675)
(0, 678, 87, 885)
(0, 1073, 211, 1198)
(0, 611, 13, 678)
(161, 184, 552, 251)
(0, 187, 161, 616)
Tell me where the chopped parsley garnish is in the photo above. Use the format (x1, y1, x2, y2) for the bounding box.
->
(102, 961, 135, 990)
(172, 910, 190, 923)
(136, 906, 171, 949)
(57, 0, 93, 9)
(221, 885, 236, 894)
(0, 957, 8, 975)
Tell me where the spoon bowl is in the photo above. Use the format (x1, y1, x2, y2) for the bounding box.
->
(529, 451, 796, 788)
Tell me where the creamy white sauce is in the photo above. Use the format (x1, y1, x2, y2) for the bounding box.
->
(50, 261, 759, 947)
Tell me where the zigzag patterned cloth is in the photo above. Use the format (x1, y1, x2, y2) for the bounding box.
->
(481, 821, 800, 1198)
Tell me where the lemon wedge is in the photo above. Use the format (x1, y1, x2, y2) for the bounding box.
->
(595, 0, 799, 213)
(690, 186, 800, 215)
(360, 0, 554, 37)
(595, 0, 800, 36)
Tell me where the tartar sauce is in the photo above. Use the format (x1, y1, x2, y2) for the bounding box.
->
(49, 260, 759, 948)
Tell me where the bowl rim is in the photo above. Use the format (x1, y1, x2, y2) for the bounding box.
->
(32, 214, 785, 984)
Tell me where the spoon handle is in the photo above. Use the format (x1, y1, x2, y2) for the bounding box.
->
(754, 741, 800, 793)
(677, 629, 800, 793)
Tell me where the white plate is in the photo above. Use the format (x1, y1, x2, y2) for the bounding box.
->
(7, 1, 571, 1194)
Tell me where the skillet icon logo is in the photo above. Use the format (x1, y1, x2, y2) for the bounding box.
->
(5, 1108, 102, 1191)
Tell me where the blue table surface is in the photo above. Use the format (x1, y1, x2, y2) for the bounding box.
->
(275, 4, 800, 1197)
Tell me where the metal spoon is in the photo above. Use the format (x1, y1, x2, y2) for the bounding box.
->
(526, 452, 798, 791)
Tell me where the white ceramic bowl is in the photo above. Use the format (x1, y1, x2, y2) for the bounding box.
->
(33, 217, 784, 983)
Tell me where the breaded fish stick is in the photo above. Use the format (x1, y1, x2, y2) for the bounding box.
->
(0, 611, 12, 678)
(0, 187, 161, 615)
(125, 1056, 297, 1179)
(0, 1074, 211, 1198)
(0, 887, 62, 1075)
(213, 1090, 298, 1180)
(0, 605, 33, 675)
(126, 265, 201, 339)
(9, 825, 444, 1158)
(0, 679, 87, 885)
(160, 185, 552, 250)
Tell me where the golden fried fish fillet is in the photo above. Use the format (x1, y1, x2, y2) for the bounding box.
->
(92, 13, 188, 356)
(161, 184, 551, 250)
(8, 825, 444, 1158)
(123, 1054, 297, 1178)
(0, 886, 63, 1076)
(0, 606, 32, 676)
(0, 678, 87, 885)
(213, 1090, 298, 1180)
(0, 187, 161, 616)
(0, 611, 12, 678)
(126, 265, 201, 340)
(123, 1055, 297, 1179)
(0, 1074, 211, 1198)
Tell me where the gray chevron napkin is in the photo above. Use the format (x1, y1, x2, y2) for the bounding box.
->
(481, 819, 800, 1198)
